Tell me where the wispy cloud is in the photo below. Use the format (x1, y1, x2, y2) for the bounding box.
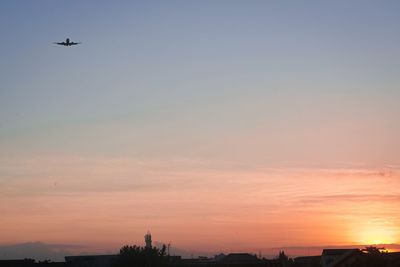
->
(300, 194, 400, 204)
(1, 156, 400, 249)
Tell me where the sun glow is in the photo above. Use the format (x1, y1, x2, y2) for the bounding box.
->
(357, 223, 398, 245)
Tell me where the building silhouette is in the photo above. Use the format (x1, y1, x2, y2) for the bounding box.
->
(145, 231, 152, 249)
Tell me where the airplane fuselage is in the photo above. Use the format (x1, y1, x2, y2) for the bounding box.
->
(55, 38, 80, 46)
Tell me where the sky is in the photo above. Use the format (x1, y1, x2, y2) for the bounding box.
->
(1, 0, 400, 259)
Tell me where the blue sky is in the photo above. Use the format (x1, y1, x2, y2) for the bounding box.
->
(1, 2, 400, 158)
(1, 1, 399, 164)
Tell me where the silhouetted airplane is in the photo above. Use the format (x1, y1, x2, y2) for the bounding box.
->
(54, 38, 81, 46)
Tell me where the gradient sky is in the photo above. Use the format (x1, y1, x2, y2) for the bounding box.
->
(1, 0, 400, 255)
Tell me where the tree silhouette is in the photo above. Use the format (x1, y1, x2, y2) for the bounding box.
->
(115, 244, 168, 267)
(277, 250, 289, 262)
(362, 246, 387, 254)
(349, 247, 387, 267)
(275, 251, 293, 267)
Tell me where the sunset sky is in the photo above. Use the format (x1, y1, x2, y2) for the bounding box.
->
(1, 0, 400, 257)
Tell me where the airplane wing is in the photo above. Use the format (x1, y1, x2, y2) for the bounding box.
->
(54, 42, 66, 46)
(70, 42, 81, 45)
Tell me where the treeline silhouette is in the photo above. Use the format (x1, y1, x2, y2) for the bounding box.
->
(111, 245, 400, 267)
(114, 245, 168, 267)
(1, 245, 400, 267)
